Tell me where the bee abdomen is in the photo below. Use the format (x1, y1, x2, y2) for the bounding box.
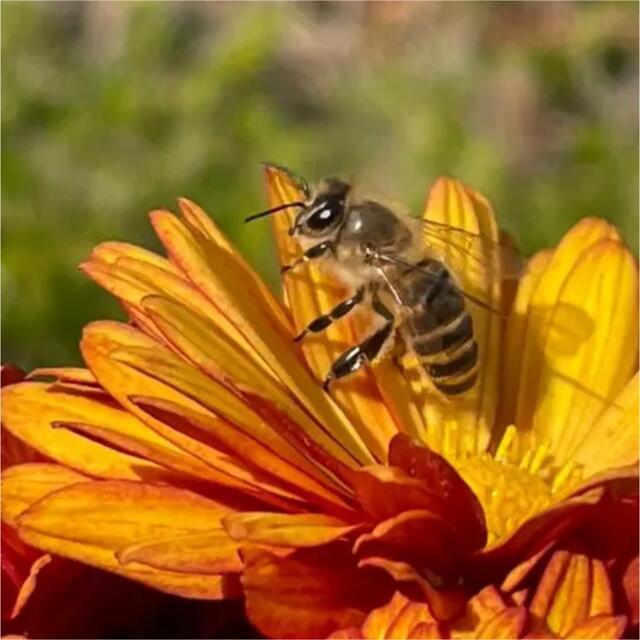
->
(404, 265, 478, 395)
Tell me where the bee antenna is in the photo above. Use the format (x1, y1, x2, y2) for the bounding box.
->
(244, 201, 305, 223)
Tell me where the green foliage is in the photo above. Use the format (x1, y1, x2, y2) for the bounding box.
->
(2, 2, 638, 369)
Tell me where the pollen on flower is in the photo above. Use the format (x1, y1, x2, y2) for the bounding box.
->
(451, 426, 584, 544)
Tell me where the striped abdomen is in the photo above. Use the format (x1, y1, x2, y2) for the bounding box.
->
(398, 258, 478, 395)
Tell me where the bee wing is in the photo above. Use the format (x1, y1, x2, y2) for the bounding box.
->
(371, 250, 505, 316)
(419, 218, 524, 283)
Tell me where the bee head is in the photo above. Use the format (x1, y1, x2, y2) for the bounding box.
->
(291, 178, 350, 238)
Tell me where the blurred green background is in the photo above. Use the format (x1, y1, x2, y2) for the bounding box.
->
(2, 1, 638, 370)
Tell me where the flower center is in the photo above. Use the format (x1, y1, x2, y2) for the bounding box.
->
(446, 426, 584, 545)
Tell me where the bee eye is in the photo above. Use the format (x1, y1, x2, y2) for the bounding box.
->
(306, 202, 342, 232)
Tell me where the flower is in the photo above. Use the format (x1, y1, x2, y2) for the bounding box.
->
(1, 167, 637, 639)
(1, 367, 252, 639)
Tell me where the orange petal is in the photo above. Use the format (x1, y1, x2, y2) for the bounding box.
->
(501, 543, 555, 592)
(150, 208, 373, 466)
(421, 177, 504, 455)
(223, 512, 362, 547)
(362, 591, 412, 638)
(82, 241, 260, 364)
(80, 321, 350, 512)
(265, 165, 401, 461)
(17, 480, 237, 555)
(407, 621, 443, 639)
(6, 554, 52, 620)
(385, 602, 437, 639)
(80, 322, 360, 492)
(140, 293, 355, 488)
(116, 530, 241, 574)
(467, 585, 508, 621)
(530, 550, 618, 638)
(17, 527, 239, 600)
(52, 419, 255, 492)
(16, 480, 241, 598)
(329, 628, 364, 639)
(622, 556, 638, 626)
(1, 522, 51, 620)
(361, 591, 434, 640)
(531, 238, 638, 465)
(473, 606, 527, 639)
(27, 367, 98, 385)
(545, 554, 592, 635)
(566, 615, 627, 639)
(1, 382, 186, 482)
(241, 542, 393, 638)
(2, 463, 88, 527)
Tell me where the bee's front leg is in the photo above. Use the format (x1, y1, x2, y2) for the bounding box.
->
(280, 241, 334, 274)
(294, 286, 365, 342)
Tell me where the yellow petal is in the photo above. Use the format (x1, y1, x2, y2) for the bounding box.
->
(531, 238, 638, 463)
(1, 382, 180, 481)
(496, 248, 553, 445)
(546, 553, 591, 636)
(223, 512, 362, 547)
(265, 166, 401, 460)
(2, 463, 88, 527)
(150, 208, 373, 465)
(421, 178, 504, 455)
(81, 243, 254, 354)
(572, 373, 639, 477)
(177, 197, 293, 335)
(513, 218, 621, 434)
(28, 367, 98, 385)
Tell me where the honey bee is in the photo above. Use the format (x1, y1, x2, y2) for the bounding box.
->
(246, 167, 522, 395)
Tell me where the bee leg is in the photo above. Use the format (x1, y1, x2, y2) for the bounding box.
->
(323, 321, 394, 391)
(294, 287, 366, 342)
(281, 241, 334, 274)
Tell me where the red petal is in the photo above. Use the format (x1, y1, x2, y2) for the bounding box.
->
(388, 434, 486, 551)
(354, 509, 465, 577)
(242, 542, 393, 638)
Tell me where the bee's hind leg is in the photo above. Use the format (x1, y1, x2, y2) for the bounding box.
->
(322, 320, 394, 392)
